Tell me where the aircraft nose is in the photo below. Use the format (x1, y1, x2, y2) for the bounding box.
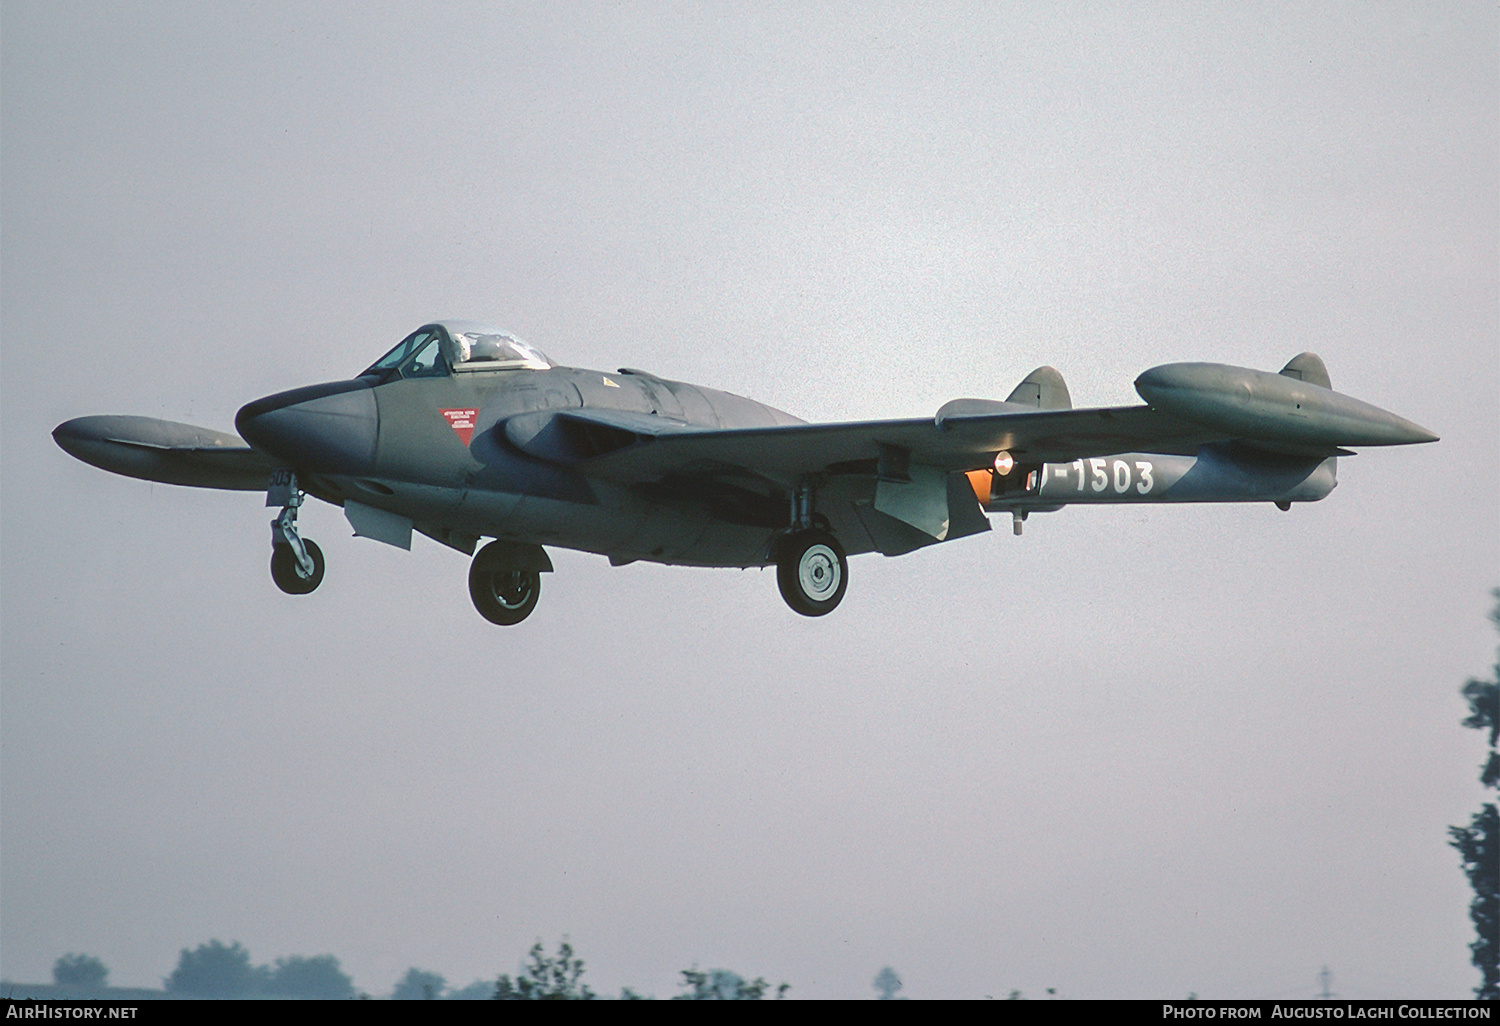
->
(235, 379, 377, 472)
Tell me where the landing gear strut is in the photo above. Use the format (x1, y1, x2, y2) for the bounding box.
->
(267, 469, 324, 594)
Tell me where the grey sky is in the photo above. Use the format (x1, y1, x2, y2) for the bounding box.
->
(2, 1, 1496, 999)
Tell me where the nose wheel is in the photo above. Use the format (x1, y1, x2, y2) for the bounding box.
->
(776, 529, 847, 616)
(271, 538, 325, 594)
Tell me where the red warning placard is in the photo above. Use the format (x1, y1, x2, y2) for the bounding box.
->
(440, 408, 479, 446)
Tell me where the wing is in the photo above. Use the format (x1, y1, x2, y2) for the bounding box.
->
(53, 415, 276, 490)
(501, 403, 1229, 490)
(503, 351, 1441, 492)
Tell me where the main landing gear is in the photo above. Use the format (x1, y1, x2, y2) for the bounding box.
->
(267, 469, 325, 595)
(468, 540, 552, 625)
(774, 479, 848, 617)
(776, 529, 848, 616)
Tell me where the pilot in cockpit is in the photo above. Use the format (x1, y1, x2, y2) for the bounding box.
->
(364, 322, 551, 380)
(441, 324, 550, 372)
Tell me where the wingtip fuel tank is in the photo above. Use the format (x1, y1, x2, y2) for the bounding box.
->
(52, 415, 274, 490)
(1133, 360, 1438, 450)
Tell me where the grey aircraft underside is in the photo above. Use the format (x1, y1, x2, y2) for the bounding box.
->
(53, 321, 1437, 623)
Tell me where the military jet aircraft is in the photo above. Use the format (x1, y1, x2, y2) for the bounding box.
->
(54, 321, 1437, 623)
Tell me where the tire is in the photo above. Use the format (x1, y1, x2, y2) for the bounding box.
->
(469, 558, 541, 625)
(271, 539, 325, 595)
(776, 530, 848, 617)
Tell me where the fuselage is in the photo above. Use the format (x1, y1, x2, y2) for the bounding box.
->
(235, 351, 805, 568)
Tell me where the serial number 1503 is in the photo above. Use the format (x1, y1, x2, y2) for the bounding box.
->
(1042, 458, 1156, 495)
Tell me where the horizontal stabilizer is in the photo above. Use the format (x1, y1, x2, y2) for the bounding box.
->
(53, 415, 276, 490)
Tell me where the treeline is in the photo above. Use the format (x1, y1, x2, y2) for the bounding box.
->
(158, 940, 355, 999)
(39, 940, 811, 1000)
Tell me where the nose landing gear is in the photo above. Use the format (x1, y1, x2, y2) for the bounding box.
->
(267, 469, 324, 594)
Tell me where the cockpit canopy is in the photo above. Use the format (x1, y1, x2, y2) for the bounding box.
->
(363, 321, 552, 379)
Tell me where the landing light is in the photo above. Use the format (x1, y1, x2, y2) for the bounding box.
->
(993, 451, 1015, 475)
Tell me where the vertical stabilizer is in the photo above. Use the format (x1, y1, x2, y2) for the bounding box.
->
(1005, 366, 1072, 409)
(1279, 352, 1331, 389)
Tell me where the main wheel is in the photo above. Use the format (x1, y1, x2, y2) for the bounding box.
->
(469, 560, 541, 625)
(776, 530, 848, 617)
(271, 539, 325, 595)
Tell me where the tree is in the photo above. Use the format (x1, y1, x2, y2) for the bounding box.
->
(493, 939, 595, 1000)
(164, 940, 267, 997)
(52, 954, 107, 990)
(265, 954, 354, 999)
(1450, 589, 1500, 1000)
(873, 965, 902, 999)
(448, 979, 494, 1000)
(674, 966, 789, 999)
(392, 968, 446, 1000)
